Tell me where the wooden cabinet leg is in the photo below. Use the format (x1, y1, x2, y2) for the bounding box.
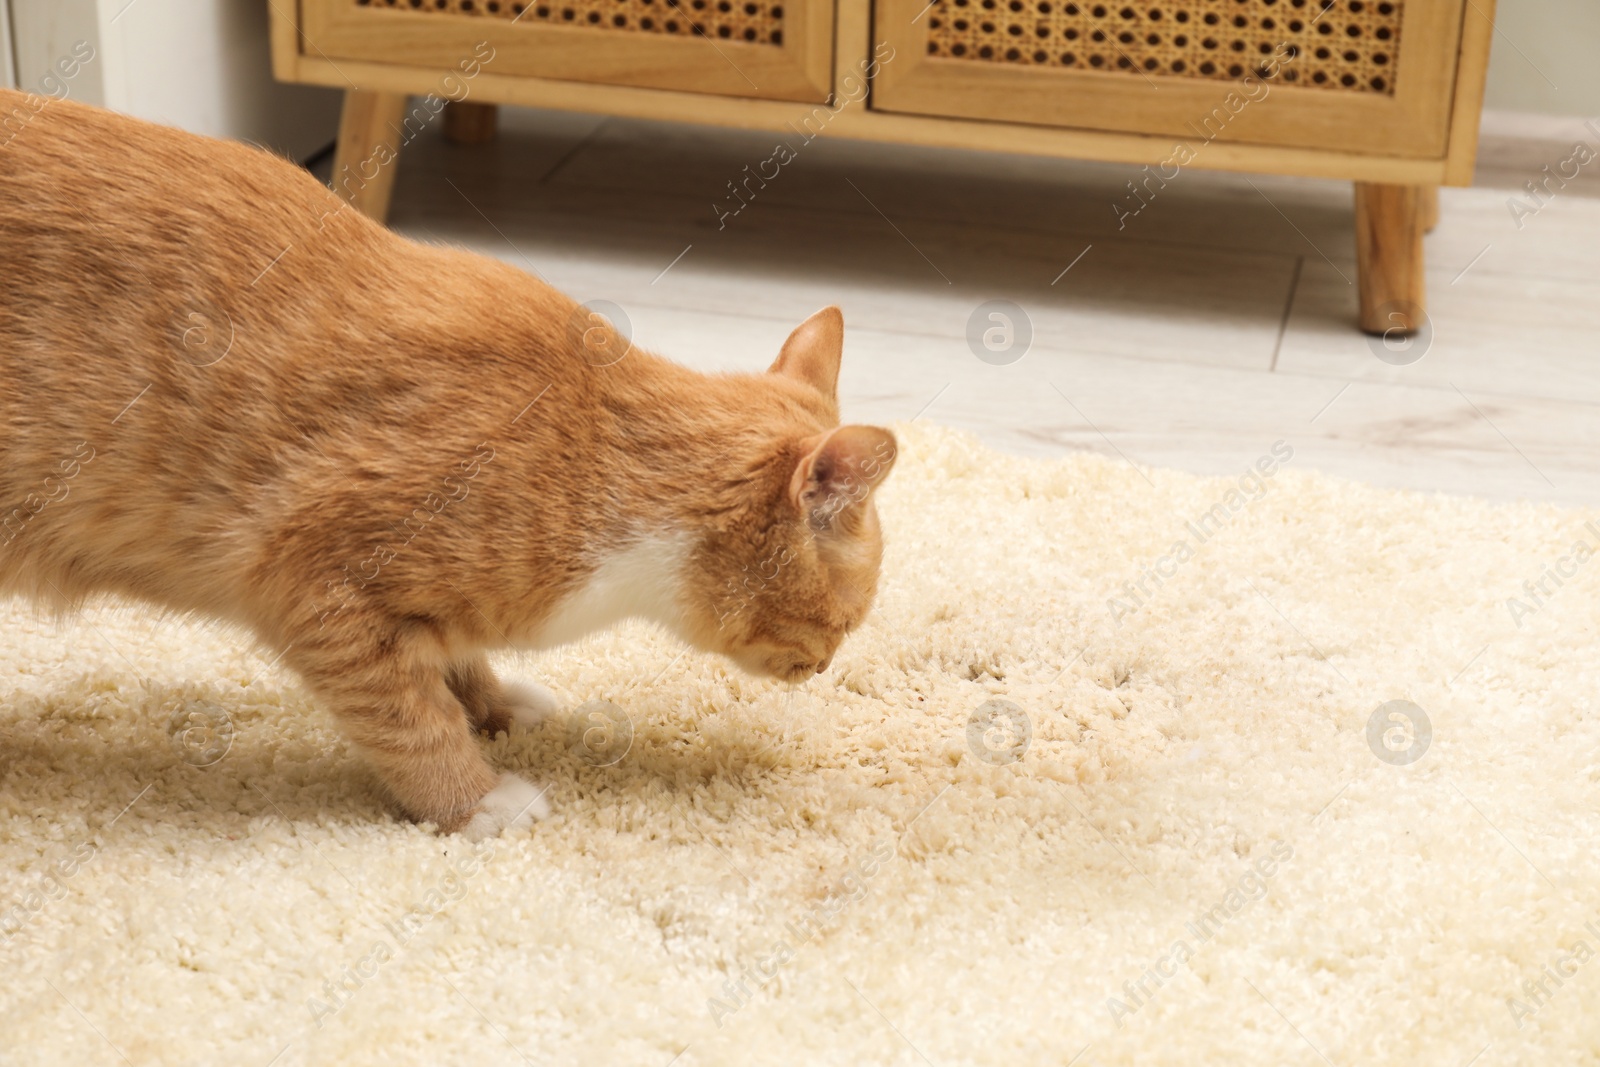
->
(332, 90, 409, 224)
(1354, 182, 1427, 335)
(444, 101, 498, 145)
(1419, 185, 1439, 233)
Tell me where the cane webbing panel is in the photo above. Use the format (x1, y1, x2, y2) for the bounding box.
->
(356, 0, 786, 45)
(923, 0, 1403, 94)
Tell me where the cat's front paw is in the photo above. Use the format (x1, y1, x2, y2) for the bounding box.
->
(501, 680, 561, 729)
(460, 772, 551, 840)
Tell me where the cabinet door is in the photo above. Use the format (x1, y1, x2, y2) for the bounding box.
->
(872, 0, 1466, 156)
(301, 0, 833, 102)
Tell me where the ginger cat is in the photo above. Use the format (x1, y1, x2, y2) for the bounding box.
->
(0, 90, 897, 837)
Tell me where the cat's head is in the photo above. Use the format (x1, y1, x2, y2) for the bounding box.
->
(680, 307, 898, 682)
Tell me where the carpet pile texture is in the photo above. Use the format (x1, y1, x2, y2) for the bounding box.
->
(3, 422, 1598, 1066)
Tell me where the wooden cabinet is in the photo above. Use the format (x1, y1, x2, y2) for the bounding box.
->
(269, 0, 1498, 333)
(300, 0, 833, 101)
(872, 0, 1466, 157)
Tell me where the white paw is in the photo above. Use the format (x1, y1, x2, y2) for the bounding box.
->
(461, 773, 550, 840)
(502, 680, 561, 729)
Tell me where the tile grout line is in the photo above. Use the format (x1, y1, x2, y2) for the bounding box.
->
(537, 292, 1600, 416)
(1269, 255, 1304, 374)
(437, 121, 1600, 287)
(456, 159, 1319, 270)
(535, 118, 611, 187)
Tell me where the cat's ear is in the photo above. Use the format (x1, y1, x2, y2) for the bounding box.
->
(769, 306, 843, 398)
(789, 424, 898, 532)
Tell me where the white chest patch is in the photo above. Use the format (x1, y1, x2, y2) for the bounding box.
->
(526, 533, 692, 650)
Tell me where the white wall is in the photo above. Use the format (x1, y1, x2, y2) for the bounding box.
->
(0, 0, 15, 88)
(8, 0, 339, 161)
(96, 0, 340, 160)
(1482, 0, 1600, 118)
(10, 0, 105, 103)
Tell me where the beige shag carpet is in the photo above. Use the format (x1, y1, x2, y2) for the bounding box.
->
(3, 422, 1600, 1066)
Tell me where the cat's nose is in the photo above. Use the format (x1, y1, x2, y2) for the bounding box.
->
(814, 656, 832, 674)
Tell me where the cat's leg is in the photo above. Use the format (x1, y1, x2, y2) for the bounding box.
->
(446, 653, 561, 736)
(500, 678, 562, 729)
(290, 635, 549, 838)
(447, 654, 511, 737)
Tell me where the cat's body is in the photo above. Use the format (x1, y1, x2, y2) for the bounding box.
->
(0, 90, 895, 836)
